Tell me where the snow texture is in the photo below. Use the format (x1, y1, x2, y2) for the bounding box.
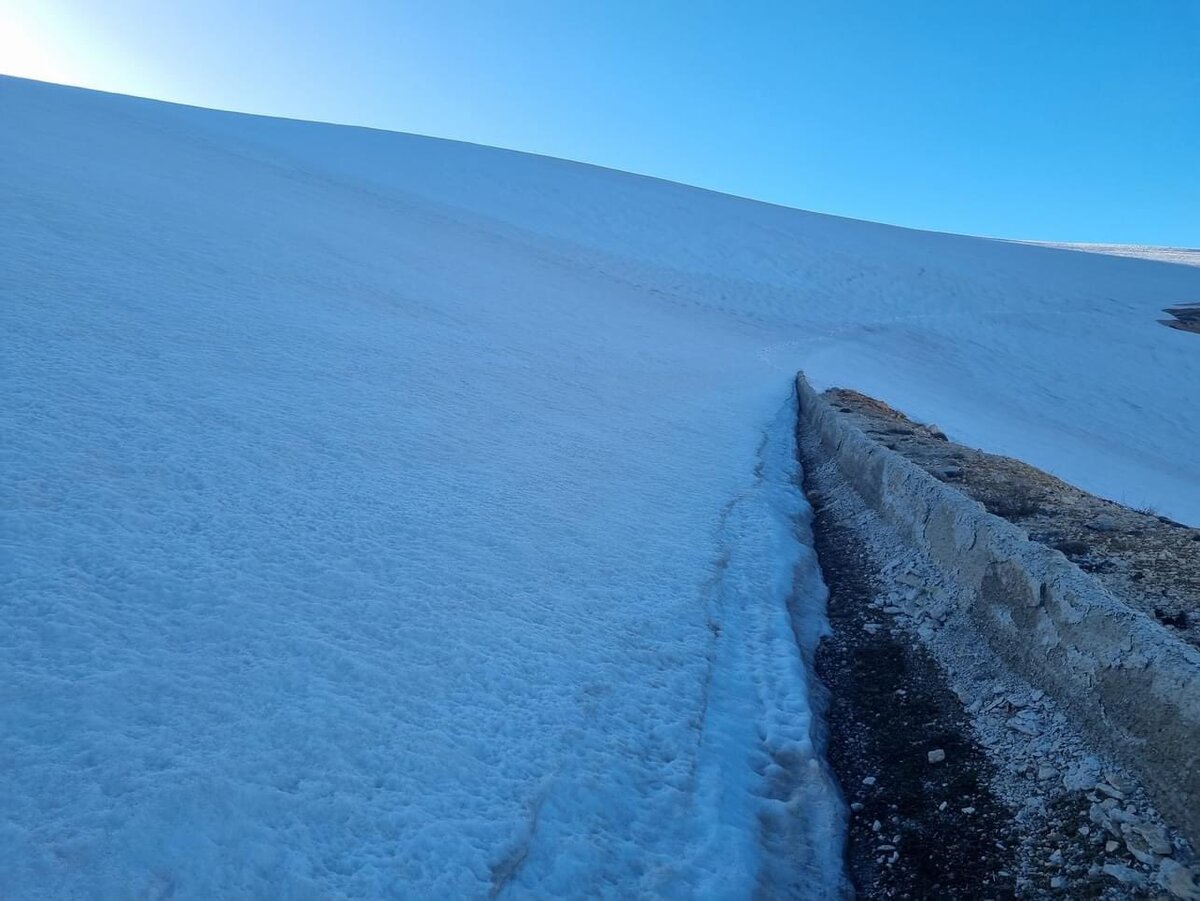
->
(2, 75, 1199, 898)
(1, 78, 842, 898)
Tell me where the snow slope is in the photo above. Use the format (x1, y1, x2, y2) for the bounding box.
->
(2, 76, 1199, 898)
(1019, 241, 1200, 268)
(161, 87, 1200, 523)
(1, 78, 843, 898)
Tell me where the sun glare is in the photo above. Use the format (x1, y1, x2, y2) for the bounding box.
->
(0, 1, 83, 85)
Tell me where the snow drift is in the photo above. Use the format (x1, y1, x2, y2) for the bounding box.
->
(2, 75, 1198, 897)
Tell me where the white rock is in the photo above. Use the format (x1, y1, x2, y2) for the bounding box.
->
(1089, 804, 1114, 834)
(1102, 863, 1145, 888)
(928, 749, 946, 764)
(1132, 822, 1172, 856)
(1125, 829, 1161, 867)
(1107, 805, 1136, 826)
(862, 776, 876, 786)
(1158, 859, 1200, 900)
(1007, 710, 1041, 736)
(1063, 758, 1100, 792)
(1037, 765, 1057, 781)
(1104, 770, 1132, 793)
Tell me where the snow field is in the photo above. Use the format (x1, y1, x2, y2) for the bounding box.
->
(3, 75, 1199, 897)
(2, 77, 841, 898)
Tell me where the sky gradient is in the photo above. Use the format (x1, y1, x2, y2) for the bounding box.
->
(3, 0, 1197, 245)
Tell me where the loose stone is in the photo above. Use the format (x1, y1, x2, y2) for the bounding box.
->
(1157, 859, 1200, 900)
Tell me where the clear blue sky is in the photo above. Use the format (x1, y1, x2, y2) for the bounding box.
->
(4, 0, 1197, 245)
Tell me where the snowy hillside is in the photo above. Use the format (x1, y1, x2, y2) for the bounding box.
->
(3, 76, 1199, 898)
(1021, 241, 1200, 268)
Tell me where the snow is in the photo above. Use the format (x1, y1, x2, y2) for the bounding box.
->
(1, 77, 843, 898)
(1017, 241, 1200, 268)
(2, 75, 1199, 898)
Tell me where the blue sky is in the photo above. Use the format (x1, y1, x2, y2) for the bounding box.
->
(3, 0, 1197, 245)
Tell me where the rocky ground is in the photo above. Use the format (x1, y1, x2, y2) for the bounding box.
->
(798, 402, 1200, 899)
(823, 388, 1200, 650)
(808, 490, 1020, 899)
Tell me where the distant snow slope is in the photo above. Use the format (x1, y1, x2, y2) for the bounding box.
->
(3, 77, 1199, 899)
(1019, 241, 1200, 268)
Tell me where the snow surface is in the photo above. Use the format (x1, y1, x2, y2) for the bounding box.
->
(3, 75, 1200, 898)
(1019, 241, 1200, 268)
(1, 77, 843, 898)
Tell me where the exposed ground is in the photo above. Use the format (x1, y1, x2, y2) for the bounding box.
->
(806, 484, 1019, 899)
(799, 392, 1200, 899)
(824, 388, 1200, 649)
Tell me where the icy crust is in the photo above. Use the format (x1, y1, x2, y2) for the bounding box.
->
(1, 78, 844, 897)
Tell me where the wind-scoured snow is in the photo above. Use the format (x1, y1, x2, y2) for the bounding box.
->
(2, 76, 1199, 898)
